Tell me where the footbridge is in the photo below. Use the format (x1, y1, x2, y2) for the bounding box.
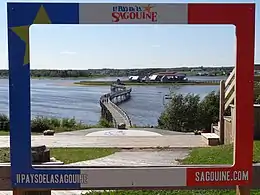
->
(100, 83, 132, 128)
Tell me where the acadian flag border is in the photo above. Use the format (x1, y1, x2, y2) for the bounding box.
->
(7, 2, 255, 189)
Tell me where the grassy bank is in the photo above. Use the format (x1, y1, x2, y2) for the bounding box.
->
(74, 80, 220, 86)
(85, 142, 260, 195)
(0, 148, 118, 163)
(0, 115, 113, 135)
(0, 131, 42, 136)
(31, 75, 104, 80)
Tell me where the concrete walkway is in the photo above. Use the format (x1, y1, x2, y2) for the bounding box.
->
(0, 134, 207, 148)
(69, 149, 189, 166)
(57, 128, 195, 136)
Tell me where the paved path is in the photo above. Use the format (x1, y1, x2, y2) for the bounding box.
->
(57, 128, 194, 136)
(0, 134, 207, 148)
(104, 101, 128, 126)
(0, 149, 189, 195)
(86, 129, 162, 136)
(69, 149, 189, 166)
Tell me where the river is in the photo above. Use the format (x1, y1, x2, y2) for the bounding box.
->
(0, 76, 225, 126)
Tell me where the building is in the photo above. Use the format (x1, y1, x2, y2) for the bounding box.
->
(149, 75, 160, 81)
(128, 76, 141, 82)
(149, 72, 187, 82)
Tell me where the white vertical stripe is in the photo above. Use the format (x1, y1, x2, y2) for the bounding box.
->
(79, 3, 188, 24)
(80, 167, 187, 188)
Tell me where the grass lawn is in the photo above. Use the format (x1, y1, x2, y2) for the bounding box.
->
(0, 130, 43, 136)
(85, 141, 260, 195)
(0, 131, 9, 135)
(0, 148, 118, 164)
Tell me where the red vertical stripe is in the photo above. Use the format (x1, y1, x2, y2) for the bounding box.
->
(186, 3, 255, 186)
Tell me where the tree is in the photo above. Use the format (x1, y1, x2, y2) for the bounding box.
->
(158, 91, 220, 132)
(197, 91, 219, 131)
(158, 93, 200, 132)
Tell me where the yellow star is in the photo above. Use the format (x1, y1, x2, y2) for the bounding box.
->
(143, 4, 154, 13)
(11, 5, 52, 65)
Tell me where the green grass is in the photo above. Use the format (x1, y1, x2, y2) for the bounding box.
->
(0, 148, 118, 164)
(181, 144, 234, 165)
(181, 141, 260, 165)
(0, 131, 9, 136)
(0, 130, 42, 136)
(50, 148, 118, 164)
(85, 142, 260, 195)
(74, 81, 219, 86)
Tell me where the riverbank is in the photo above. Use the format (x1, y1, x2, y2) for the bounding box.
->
(0, 115, 113, 135)
(74, 80, 220, 86)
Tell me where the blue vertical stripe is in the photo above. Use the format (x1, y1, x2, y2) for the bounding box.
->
(8, 2, 81, 189)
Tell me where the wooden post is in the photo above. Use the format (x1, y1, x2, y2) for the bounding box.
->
(13, 189, 23, 195)
(236, 185, 250, 195)
(14, 189, 51, 195)
(219, 80, 225, 144)
(13, 145, 51, 195)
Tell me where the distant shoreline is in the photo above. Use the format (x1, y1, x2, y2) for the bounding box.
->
(74, 80, 220, 86)
(0, 76, 104, 80)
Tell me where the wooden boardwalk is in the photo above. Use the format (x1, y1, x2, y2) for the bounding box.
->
(104, 100, 132, 128)
(100, 84, 132, 128)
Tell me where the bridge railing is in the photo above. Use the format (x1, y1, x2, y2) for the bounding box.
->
(109, 87, 132, 127)
(100, 85, 132, 128)
(108, 98, 132, 127)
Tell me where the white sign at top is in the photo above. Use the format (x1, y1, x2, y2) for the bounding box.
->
(79, 3, 188, 24)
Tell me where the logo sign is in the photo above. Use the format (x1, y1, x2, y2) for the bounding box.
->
(112, 4, 157, 23)
(7, 2, 255, 189)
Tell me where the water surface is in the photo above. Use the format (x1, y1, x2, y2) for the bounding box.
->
(0, 78, 220, 126)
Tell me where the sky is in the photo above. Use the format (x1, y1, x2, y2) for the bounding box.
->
(0, 0, 259, 69)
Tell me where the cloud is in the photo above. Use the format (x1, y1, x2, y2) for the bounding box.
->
(60, 51, 77, 55)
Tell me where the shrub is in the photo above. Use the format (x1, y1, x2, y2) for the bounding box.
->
(61, 118, 77, 128)
(158, 93, 200, 132)
(0, 114, 9, 131)
(158, 91, 220, 132)
(23, 116, 89, 133)
(31, 116, 51, 133)
(197, 91, 219, 131)
(98, 118, 113, 128)
(49, 117, 61, 127)
(0, 114, 94, 132)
